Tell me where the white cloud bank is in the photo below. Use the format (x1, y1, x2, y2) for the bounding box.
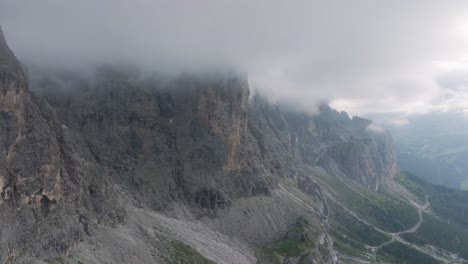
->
(2, 1, 468, 116)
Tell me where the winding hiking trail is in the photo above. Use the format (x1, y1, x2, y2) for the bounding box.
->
(398, 197, 429, 235)
(314, 175, 468, 263)
(330, 191, 468, 264)
(370, 196, 430, 263)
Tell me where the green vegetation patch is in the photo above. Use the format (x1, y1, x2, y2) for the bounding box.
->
(256, 217, 320, 262)
(272, 218, 315, 258)
(274, 239, 311, 258)
(377, 241, 441, 264)
(330, 229, 370, 260)
(167, 241, 216, 264)
(329, 203, 389, 247)
(429, 186, 468, 229)
(44, 258, 68, 264)
(401, 172, 468, 230)
(255, 246, 282, 264)
(397, 173, 429, 201)
(316, 171, 419, 233)
(401, 212, 468, 259)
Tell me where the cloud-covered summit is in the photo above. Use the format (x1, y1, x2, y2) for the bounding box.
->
(2, 0, 468, 115)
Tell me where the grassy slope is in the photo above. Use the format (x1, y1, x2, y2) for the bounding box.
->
(180, 166, 465, 264)
(322, 169, 468, 263)
(166, 241, 216, 264)
(398, 172, 468, 259)
(143, 171, 468, 264)
(401, 212, 468, 259)
(399, 172, 468, 230)
(315, 169, 419, 233)
(377, 241, 440, 264)
(312, 169, 422, 262)
(255, 217, 330, 263)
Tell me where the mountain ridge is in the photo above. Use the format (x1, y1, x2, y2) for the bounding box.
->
(1, 26, 444, 264)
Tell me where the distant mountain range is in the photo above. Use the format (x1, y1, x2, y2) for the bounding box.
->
(368, 112, 468, 190)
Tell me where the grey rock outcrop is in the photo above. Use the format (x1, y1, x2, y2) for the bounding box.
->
(0, 26, 16, 73)
(37, 70, 273, 212)
(31, 69, 395, 263)
(0, 25, 397, 263)
(247, 96, 397, 190)
(0, 26, 123, 262)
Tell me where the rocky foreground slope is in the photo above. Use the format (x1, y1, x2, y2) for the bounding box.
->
(0, 26, 403, 264)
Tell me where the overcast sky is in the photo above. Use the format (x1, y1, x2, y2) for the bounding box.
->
(2, 0, 468, 116)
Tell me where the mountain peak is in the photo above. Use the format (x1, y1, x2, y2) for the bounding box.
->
(0, 25, 17, 72)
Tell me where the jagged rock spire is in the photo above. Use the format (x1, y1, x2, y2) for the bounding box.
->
(0, 25, 18, 74)
(0, 25, 15, 62)
(0, 25, 26, 95)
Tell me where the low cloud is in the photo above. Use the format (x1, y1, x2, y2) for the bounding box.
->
(2, 1, 468, 116)
(388, 118, 410, 127)
(366, 123, 386, 134)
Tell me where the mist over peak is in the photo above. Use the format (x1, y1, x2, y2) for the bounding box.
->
(3, 3, 468, 264)
(3, 0, 468, 116)
(0, 25, 18, 72)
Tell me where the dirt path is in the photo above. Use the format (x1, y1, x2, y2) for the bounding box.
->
(316, 176, 461, 263)
(396, 197, 429, 236)
(370, 196, 438, 263)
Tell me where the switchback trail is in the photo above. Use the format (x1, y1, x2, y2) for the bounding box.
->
(370, 196, 440, 263)
(318, 177, 460, 263)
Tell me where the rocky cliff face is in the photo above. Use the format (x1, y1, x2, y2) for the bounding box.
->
(247, 97, 397, 191)
(0, 26, 16, 73)
(0, 27, 122, 262)
(0, 26, 396, 264)
(35, 70, 273, 213)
